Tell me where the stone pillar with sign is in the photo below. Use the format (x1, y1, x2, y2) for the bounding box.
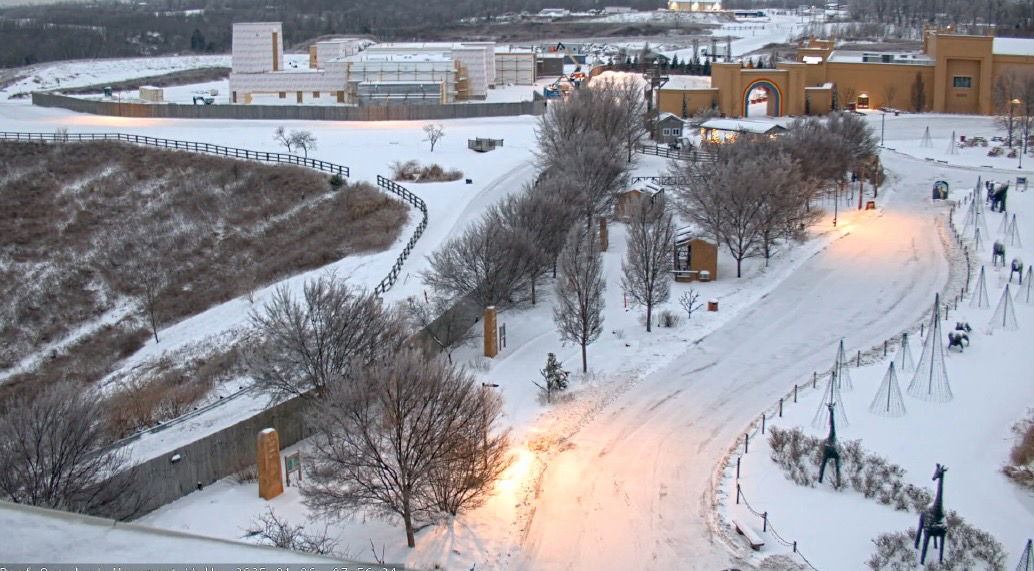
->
(257, 428, 284, 500)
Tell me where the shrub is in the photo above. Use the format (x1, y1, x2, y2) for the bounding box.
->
(767, 426, 931, 510)
(1004, 409, 1034, 490)
(390, 160, 463, 183)
(867, 512, 1006, 570)
(657, 309, 680, 328)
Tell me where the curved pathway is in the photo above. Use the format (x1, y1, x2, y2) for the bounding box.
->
(516, 152, 953, 570)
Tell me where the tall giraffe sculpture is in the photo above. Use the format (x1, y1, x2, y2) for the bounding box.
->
(817, 402, 841, 487)
(914, 463, 949, 564)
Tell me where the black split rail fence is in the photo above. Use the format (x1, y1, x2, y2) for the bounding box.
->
(636, 143, 716, 162)
(718, 182, 977, 569)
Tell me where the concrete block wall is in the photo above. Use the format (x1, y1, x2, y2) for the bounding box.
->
(232, 22, 283, 73)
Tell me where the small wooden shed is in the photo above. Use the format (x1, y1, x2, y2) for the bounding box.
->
(655, 112, 687, 145)
(673, 227, 717, 282)
(614, 182, 664, 220)
(468, 138, 504, 152)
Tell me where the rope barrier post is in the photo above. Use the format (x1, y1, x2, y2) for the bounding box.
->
(736, 456, 741, 479)
(763, 511, 768, 532)
(856, 349, 860, 367)
(793, 540, 797, 553)
(736, 483, 741, 504)
(744, 433, 749, 454)
(812, 371, 817, 388)
(778, 397, 783, 417)
(761, 413, 766, 434)
(793, 384, 798, 403)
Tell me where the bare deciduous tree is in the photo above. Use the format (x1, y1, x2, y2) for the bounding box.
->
(247, 276, 409, 401)
(290, 130, 318, 158)
(0, 382, 134, 514)
(911, 72, 927, 112)
(679, 289, 702, 320)
(423, 123, 445, 152)
(422, 211, 536, 308)
(274, 126, 294, 153)
(553, 226, 605, 373)
(302, 349, 510, 547)
(274, 127, 317, 157)
(406, 292, 478, 363)
(621, 195, 675, 332)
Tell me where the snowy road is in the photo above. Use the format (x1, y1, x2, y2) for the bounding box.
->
(516, 153, 952, 570)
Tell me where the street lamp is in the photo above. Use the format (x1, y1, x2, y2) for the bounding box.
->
(880, 111, 886, 147)
(1011, 98, 1021, 149)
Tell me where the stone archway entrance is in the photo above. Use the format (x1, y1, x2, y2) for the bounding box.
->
(742, 79, 782, 117)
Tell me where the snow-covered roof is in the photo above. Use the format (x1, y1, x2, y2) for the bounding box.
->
(700, 118, 786, 134)
(658, 112, 685, 123)
(827, 51, 932, 64)
(0, 501, 358, 564)
(993, 37, 1034, 56)
(661, 75, 714, 90)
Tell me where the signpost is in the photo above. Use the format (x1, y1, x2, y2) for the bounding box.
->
(284, 451, 302, 487)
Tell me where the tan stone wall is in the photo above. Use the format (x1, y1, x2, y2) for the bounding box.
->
(657, 88, 719, 117)
(824, 63, 935, 111)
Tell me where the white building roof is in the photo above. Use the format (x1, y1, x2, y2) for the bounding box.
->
(827, 50, 932, 64)
(662, 75, 714, 89)
(700, 118, 786, 134)
(993, 37, 1034, 56)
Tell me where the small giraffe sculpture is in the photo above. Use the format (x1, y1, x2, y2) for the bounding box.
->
(817, 402, 841, 487)
(915, 463, 949, 564)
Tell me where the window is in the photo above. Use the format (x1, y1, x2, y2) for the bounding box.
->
(662, 128, 671, 136)
(953, 76, 972, 88)
(672, 128, 681, 136)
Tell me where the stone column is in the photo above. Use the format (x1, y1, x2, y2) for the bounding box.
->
(484, 306, 498, 358)
(257, 428, 284, 500)
(599, 216, 609, 251)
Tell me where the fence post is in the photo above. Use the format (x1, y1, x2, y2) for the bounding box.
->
(793, 384, 798, 403)
(744, 433, 749, 454)
(812, 372, 817, 388)
(763, 511, 768, 532)
(883, 340, 887, 356)
(736, 483, 741, 504)
(793, 540, 797, 553)
(778, 397, 783, 417)
(736, 456, 741, 480)
(761, 413, 766, 434)
(856, 350, 861, 366)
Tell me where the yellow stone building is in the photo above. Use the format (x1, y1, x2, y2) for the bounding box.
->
(659, 29, 1034, 118)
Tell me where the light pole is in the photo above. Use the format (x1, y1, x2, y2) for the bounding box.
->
(880, 111, 886, 147)
(1011, 98, 1021, 149)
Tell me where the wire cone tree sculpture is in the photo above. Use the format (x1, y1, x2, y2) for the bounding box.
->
(1008, 214, 1023, 247)
(1017, 539, 1034, 571)
(998, 211, 1011, 235)
(1018, 268, 1034, 305)
(947, 130, 958, 154)
(989, 284, 1020, 332)
(921, 126, 933, 148)
(835, 339, 853, 391)
(869, 362, 907, 417)
(897, 332, 916, 373)
(908, 294, 953, 402)
(971, 266, 991, 309)
(813, 370, 849, 429)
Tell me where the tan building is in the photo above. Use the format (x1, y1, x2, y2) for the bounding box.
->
(658, 29, 1034, 118)
(668, 0, 722, 12)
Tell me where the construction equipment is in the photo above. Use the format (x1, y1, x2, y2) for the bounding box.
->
(543, 74, 579, 98)
(551, 42, 587, 82)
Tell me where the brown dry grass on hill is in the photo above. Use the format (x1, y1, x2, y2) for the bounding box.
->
(0, 141, 408, 431)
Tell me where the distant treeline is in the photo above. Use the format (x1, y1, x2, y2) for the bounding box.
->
(0, 0, 667, 68)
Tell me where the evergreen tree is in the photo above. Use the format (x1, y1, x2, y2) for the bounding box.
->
(190, 28, 206, 52)
(534, 352, 570, 403)
(671, 54, 680, 69)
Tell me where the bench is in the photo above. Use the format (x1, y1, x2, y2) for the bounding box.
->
(732, 518, 765, 550)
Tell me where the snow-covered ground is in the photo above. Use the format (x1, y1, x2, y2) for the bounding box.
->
(4, 51, 1033, 568)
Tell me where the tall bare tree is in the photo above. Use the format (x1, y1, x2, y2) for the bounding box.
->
(553, 226, 605, 373)
(0, 382, 136, 515)
(303, 349, 510, 547)
(423, 123, 445, 152)
(247, 276, 409, 401)
(406, 292, 478, 363)
(422, 210, 537, 308)
(621, 194, 675, 332)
